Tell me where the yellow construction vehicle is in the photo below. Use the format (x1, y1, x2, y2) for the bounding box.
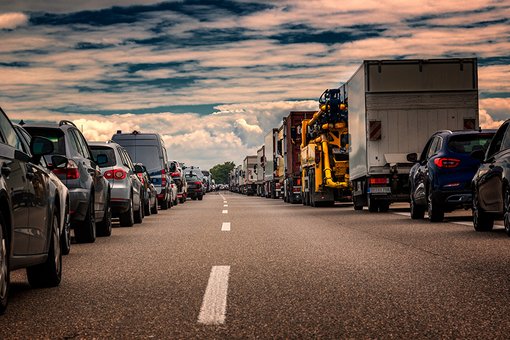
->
(300, 89, 351, 206)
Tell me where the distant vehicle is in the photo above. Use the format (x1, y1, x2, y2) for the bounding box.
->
(0, 108, 63, 314)
(169, 176, 178, 206)
(25, 121, 111, 243)
(263, 128, 279, 198)
(201, 170, 212, 192)
(471, 119, 510, 234)
(134, 163, 158, 215)
(90, 141, 144, 227)
(185, 171, 204, 200)
(408, 129, 495, 222)
(111, 131, 172, 210)
(241, 156, 257, 195)
(188, 166, 206, 196)
(168, 160, 187, 203)
(14, 124, 71, 255)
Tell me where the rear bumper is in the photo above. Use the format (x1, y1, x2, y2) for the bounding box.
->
(110, 198, 131, 214)
(432, 190, 472, 209)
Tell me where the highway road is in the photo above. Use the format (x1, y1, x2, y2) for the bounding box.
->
(1, 192, 510, 338)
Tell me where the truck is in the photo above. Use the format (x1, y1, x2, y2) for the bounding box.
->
(255, 145, 265, 196)
(275, 124, 285, 198)
(346, 58, 479, 212)
(263, 128, 279, 198)
(282, 111, 315, 204)
(241, 155, 257, 195)
(301, 89, 351, 207)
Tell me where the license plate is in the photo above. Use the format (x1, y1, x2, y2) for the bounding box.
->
(369, 187, 391, 194)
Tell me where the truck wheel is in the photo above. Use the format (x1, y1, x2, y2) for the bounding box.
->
(27, 213, 61, 288)
(410, 197, 425, 219)
(120, 198, 135, 227)
(473, 191, 494, 231)
(353, 196, 363, 211)
(427, 192, 444, 222)
(75, 196, 96, 243)
(0, 214, 10, 315)
(379, 201, 390, 212)
(367, 195, 378, 212)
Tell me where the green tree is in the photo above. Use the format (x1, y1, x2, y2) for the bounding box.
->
(210, 161, 235, 184)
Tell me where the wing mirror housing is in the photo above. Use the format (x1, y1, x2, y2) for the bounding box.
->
(406, 152, 418, 163)
(470, 149, 485, 162)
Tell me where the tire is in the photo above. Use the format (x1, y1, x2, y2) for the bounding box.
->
(367, 195, 378, 212)
(473, 190, 494, 232)
(179, 196, 185, 204)
(119, 198, 134, 227)
(74, 195, 96, 243)
(0, 214, 10, 315)
(160, 197, 169, 210)
(427, 191, 444, 222)
(379, 201, 390, 213)
(61, 204, 71, 255)
(134, 197, 143, 224)
(410, 196, 425, 219)
(27, 213, 62, 288)
(505, 188, 510, 237)
(97, 196, 112, 237)
(192, 196, 197, 200)
(151, 198, 158, 215)
(198, 194, 203, 201)
(353, 196, 363, 211)
(144, 192, 151, 216)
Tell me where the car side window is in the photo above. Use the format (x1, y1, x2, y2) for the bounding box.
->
(119, 149, 131, 169)
(501, 125, 510, 150)
(68, 129, 83, 156)
(487, 123, 508, 158)
(427, 137, 439, 159)
(124, 150, 135, 170)
(0, 112, 23, 151)
(75, 130, 91, 159)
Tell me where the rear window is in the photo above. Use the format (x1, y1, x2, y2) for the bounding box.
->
(24, 127, 66, 155)
(123, 145, 162, 172)
(185, 174, 200, 181)
(90, 146, 117, 168)
(447, 134, 494, 154)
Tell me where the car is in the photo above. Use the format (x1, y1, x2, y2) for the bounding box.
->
(186, 166, 206, 196)
(168, 160, 187, 204)
(471, 119, 510, 234)
(185, 171, 204, 200)
(134, 163, 158, 216)
(90, 142, 144, 227)
(24, 121, 111, 243)
(0, 107, 63, 314)
(408, 129, 496, 222)
(14, 124, 71, 255)
(111, 131, 172, 210)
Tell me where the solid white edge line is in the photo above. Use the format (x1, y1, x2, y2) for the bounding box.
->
(198, 266, 231, 325)
(222, 210, 228, 214)
(221, 222, 231, 231)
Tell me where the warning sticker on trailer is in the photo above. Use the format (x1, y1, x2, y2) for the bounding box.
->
(369, 121, 382, 141)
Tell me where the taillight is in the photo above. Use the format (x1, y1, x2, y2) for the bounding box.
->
(195, 181, 202, 187)
(136, 173, 145, 184)
(52, 159, 80, 179)
(171, 172, 180, 177)
(297, 178, 301, 186)
(161, 169, 167, 186)
(104, 168, 127, 180)
(434, 158, 460, 168)
(369, 177, 388, 185)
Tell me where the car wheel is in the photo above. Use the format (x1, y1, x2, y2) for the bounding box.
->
(410, 196, 425, 219)
(97, 195, 112, 237)
(0, 214, 10, 315)
(427, 191, 444, 222)
(144, 195, 151, 216)
(27, 213, 62, 288)
(179, 196, 185, 204)
(151, 198, 158, 214)
(120, 197, 135, 227)
(367, 195, 378, 212)
(473, 190, 494, 231)
(198, 194, 203, 201)
(61, 205, 71, 255)
(174, 196, 178, 206)
(75, 195, 96, 243)
(504, 188, 510, 237)
(134, 197, 143, 224)
(160, 197, 169, 210)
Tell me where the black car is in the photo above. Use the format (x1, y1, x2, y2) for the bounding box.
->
(24, 121, 111, 242)
(0, 107, 63, 314)
(472, 119, 510, 234)
(185, 172, 204, 200)
(408, 129, 495, 222)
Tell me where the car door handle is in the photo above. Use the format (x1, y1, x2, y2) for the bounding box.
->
(1, 165, 11, 177)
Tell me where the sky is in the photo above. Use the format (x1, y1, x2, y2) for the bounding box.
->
(0, 0, 509, 170)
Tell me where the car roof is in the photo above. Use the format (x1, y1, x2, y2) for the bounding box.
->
(432, 129, 497, 137)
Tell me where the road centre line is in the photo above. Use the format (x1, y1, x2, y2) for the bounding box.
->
(222, 210, 228, 214)
(221, 222, 231, 231)
(223, 200, 227, 203)
(198, 266, 231, 325)
(224, 204, 228, 207)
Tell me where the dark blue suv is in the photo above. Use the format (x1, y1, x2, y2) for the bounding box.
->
(408, 129, 495, 222)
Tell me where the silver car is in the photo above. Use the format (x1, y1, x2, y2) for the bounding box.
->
(90, 142, 144, 227)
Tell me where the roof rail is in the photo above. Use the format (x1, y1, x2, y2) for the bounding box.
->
(434, 129, 452, 135)
(59, 120, 76, 127)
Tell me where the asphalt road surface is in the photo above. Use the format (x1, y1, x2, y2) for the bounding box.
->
(2, 192, 510, 338)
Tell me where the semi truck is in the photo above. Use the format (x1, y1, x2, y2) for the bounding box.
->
(275, 124, 285, 198)
(242, 155, 257, 195)
(263, 128, 279, 198)
(256, 145, 265, 196)
(346, 58, 479, 212)
(301, 89, 351, 207)
(282, 111, 315, 204)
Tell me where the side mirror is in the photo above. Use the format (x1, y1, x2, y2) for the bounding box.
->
(470, 149, 485, 162)
(95, 154, 108, 166)
(134, 164, 144, 174)
(51, 155, 68, 169)
(30, 136, 54, 156)
(406, 153, 418, 163)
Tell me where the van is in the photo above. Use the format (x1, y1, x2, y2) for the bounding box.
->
(111, 131, 172, 209)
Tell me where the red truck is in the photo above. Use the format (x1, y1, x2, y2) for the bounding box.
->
(282, 111, 315, 204)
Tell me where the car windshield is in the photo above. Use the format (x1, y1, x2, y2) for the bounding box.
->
(90, 146, 117, 168)
(185, 174, 200, 181)
(447, 133, 494, 154)
(169, 162, 177, 172)
(123, 145, 162, 172)
(24, 127, 66, 155)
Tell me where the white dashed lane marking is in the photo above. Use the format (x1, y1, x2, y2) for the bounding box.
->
(221, 222, 231, 231)
(198, 266, 231, 325)
(222, 210, 228, 214)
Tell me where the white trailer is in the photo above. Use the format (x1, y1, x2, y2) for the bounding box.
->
(255, 146, 265, 196)
(263, 128, 279, 198)
(242, 155, 257, 195)
(346, 58, 479, 212)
